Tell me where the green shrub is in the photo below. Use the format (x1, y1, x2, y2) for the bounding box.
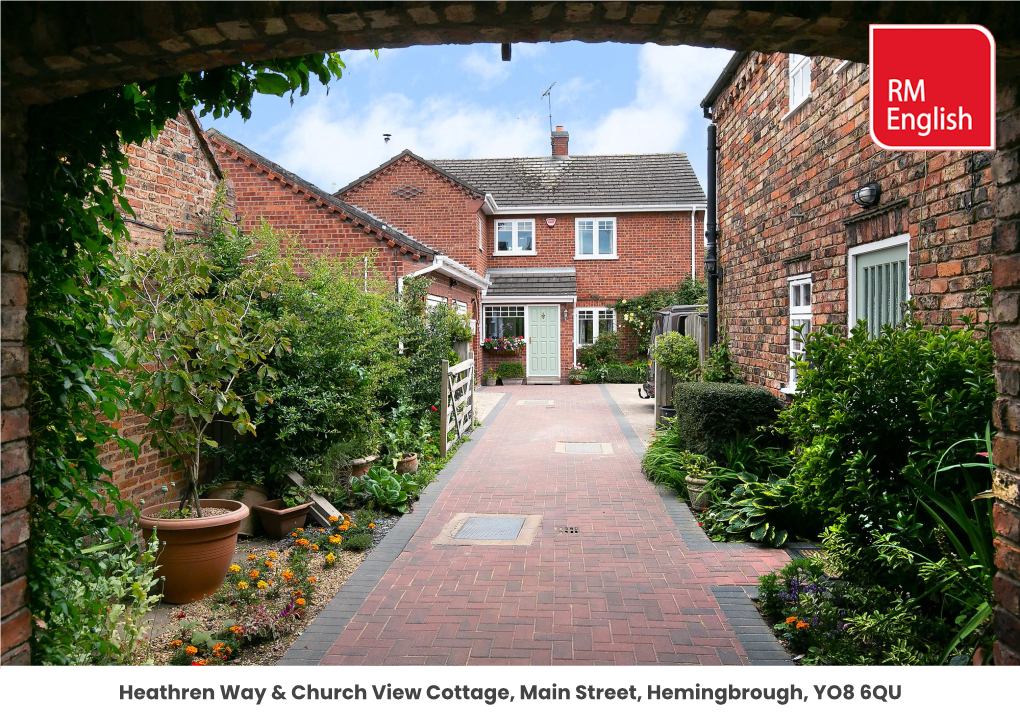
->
(341, 533, 374, 552)
(653, 332, 700, 380)
(351, 466, 420, 514)
(611, 276, 707, 355)
(673, 382, 783, 461)
(497, 361, 525, 379)
(700, 473, 814, 547)
(576, 330, 621, 368)
(702, 337, 743, 383)
(605, 363, 647, 383)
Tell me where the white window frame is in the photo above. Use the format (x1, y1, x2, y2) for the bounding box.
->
(483, 305, 525, 340)
(453, 300, 468, 317)
(787, 53, 812, 114)
(848, 234, 911, 337)
(477, 215, 484, 251)
(574, 217, 618, 260)
(574, 307, 616, 362)
(493, 218, 536, 256)
(782, 273, 812, 395)
(425, 294, 445, 310)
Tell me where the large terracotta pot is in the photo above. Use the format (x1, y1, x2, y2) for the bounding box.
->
(395, 452, 419, 474)
(252, 499, 315, 540)
(138, 499, 248, 604)
(350, 454, 377, 477)
(204, 481, 268, 536)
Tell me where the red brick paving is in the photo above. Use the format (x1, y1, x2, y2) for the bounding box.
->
(320, 385, 789, 665)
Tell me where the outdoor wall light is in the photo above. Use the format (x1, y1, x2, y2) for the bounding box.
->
(853, 182, 881, 208)
(563, 309, 568, 320)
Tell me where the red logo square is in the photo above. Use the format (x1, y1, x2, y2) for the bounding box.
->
(870, 25, 995, 151)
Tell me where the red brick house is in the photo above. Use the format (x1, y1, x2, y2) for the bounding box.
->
(701, 52, 994, 395)
(337, 127, 707, 381)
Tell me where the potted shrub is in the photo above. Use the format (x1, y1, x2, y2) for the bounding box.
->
(568, 365, 585, 385)
(680, 452, 714, 510)
(497, 361, 526, 386)
(482, 368, 498, 387)
(122, 238, 287, 603)
(253, 487, 315, 540)
(384, 402, 420, 475)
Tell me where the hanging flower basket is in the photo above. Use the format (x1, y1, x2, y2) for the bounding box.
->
(482, 336, 526, 353)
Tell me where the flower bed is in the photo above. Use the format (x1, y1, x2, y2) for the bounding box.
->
(482, 336, 525, 353)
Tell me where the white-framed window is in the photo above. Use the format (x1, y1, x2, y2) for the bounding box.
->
(494, 218, 536, 256)
(454, 300, 468, 317)
(477, 215, 484, 251)
(575, 217, 617, 259)
(484, 305, 525, 339)
(789, 53, 811, 111)
(849, 234, 910, 338)
(425, 294, 445, 310)
(575, 307, 616, 348)
(784, 274, 812, 394)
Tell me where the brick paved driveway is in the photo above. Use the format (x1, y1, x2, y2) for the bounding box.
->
(313, 385, 789, 665)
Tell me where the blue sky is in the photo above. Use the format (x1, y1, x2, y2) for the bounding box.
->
(208, 42, 734, 193)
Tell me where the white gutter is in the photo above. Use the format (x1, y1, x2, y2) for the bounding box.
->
(481, 197, 707, 215)
(481, 295, 577, 304)
(397, 257, 441, 295)
(396, 255, 490, 295)
(691, 208, 697, 279)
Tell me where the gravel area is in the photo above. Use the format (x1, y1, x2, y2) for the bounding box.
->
(144, 512, 398, 665)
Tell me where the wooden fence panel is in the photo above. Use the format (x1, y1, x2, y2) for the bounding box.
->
(440, 357, 475, 457)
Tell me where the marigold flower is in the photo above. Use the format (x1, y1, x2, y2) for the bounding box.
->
(295, 598, 306, 607)
(170, 639, 183, 649)
(796, 621, 810, 630)
(329, 535, 342, 544)
(281, 569, 295, 581)
(267, 551, 278, 559)
(308, 577, 317, 584)
(311, 544, 319, 551)
(229, 626, 243, 635)
(293, 589, 303, 597)
(369, 523, 376, 530)
(249, 569, 260, 579)
(264, 560, 274, 568)
(785, 616, 798, 625)
(229, 564, 241, 573)
(247, 554, 257, 561)
(212, 642, 224, 652)
(291, 532, 298, 538)
(237, 581, 249, 590)
(185, 646, 198, 656)
(257, 580, 268, 590)
(295, 538, 310, 547)
(325, 553, 336, 564)
(328, 516, 339, 523)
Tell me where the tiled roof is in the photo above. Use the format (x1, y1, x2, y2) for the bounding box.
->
(431, 154, 705, 208)
(485, 268, 577, 298)
(206, 130, 437, 258)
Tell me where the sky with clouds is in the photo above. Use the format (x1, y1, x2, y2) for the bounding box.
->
(208, 42, 734, 194)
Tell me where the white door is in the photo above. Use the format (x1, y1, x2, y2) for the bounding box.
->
(527, 306, 560, 377)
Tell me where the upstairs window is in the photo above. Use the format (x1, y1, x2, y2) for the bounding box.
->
(575, 217, 617, 259)
(789, 54, 811, 111)
(785, 274, 812, 393)
(494, 219, 535, 255)
(576, 308, 616, 347)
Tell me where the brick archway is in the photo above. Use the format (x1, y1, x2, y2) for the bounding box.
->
(1, 1, 1018, 665)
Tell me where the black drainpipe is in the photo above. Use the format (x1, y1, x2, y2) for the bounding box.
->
(705, 122, 719, 348)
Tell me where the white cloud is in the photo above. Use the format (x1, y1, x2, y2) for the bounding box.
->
(271, 93, 547, 190)
(575, 45, 733, 155)
(556, 76, 598, 104)
(462, 47, 510, 84)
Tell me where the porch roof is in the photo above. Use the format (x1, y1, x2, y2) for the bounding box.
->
(484, 268, 576, 300)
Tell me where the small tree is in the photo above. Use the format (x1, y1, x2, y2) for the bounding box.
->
(119, 237, 289, 516)
(653, 331, 700, 381)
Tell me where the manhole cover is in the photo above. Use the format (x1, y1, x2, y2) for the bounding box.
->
(454, 516, 526, 541)
(563, 442, 605, 453)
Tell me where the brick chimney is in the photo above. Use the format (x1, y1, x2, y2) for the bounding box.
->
(551, 125, 569, 158)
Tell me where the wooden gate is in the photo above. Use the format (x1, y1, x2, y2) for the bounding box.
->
(440, 357, 475, 457)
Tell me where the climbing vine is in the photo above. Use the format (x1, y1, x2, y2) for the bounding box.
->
(26, 54, 348, 664)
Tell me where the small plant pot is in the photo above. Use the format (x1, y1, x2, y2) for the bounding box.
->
(350, 454, 377, 477)
(686, 475, 712, 511)
(659, 405, 677, 419)
(204, 481, 268, 536)
(252, 498, 315, 540)
(483, 377, 497, 387)
(571, 379, 583, 385)
(501, 378, 524, 386)
(138, 499, 249, 604)
(396, 452, 419, 474)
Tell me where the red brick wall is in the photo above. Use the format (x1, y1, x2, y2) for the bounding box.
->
(713, 54, 994, 394)
(340, 155, 487, 276)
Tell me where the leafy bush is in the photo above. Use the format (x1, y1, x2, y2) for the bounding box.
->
(612, 276, 707, 355)
(700, 473, 812, 547)
(341, 534, 374, 552)
(702, 337, 743, 383)
(673, 382, 783, 462)
(576, 330, 621, 368)
(497, 361, 525, 379)
(642, 419, 713, 495)
(351, 466, 420, 514)
(781, 316, 995, 590)
(652, 332, 700, 380)
(604, 363, 647, 383)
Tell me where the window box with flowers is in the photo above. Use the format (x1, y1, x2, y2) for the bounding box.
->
(482, 335, 526, 354)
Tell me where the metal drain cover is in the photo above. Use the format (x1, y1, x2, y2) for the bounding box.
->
(556, 526, 579, 534)
(562, 442, 605, 453)
(454, 516, 526, 541)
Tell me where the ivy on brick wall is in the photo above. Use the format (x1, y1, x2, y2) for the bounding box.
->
(25, 54, 349, 664)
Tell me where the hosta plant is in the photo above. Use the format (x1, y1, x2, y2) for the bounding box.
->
(351, 466, 420, 514)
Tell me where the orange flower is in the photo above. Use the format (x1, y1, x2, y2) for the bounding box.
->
(264, 560, 274, 568)
(249, 569, 260, 579)
(292, 589, 304, 598)
(295, 598, 306, 607)
(237, 581, 248, 590)
(325, 553, 336, 564)
(796, 621, 810, 630)
(247, 554, 257, 561)
(185, 646, 198, 656)
(785, 616, 798, 625)
(281, 569, 295, 581)
(310, 544, 319, 551)
(328, 515, 339, 523)
(295, 538, 310, 547)
(308, 577, 317, 584)
(229, 626, 243, 635)
(267, 551, 278, 559)
(170, 639, 183, 649)
(369, 523, 376, 530)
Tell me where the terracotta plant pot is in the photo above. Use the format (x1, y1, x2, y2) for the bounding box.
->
(204, 481, 268, 536)
(395, 452, 419, 474)
(350, 454, 377, 477)
(138, 499, 248, 604)
(686, 475, 712, 511)
(252, 498, 315, 540)
(571, 379, 583, 385)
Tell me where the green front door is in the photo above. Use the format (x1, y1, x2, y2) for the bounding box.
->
(527, 306, 559, 377)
